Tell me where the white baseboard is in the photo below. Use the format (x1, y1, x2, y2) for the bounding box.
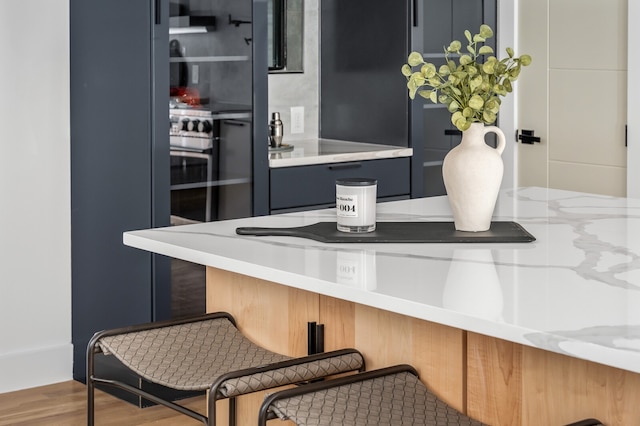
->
(0, 343, 73, 393)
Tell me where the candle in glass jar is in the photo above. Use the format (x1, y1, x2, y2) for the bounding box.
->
(335, 178, 377, 233)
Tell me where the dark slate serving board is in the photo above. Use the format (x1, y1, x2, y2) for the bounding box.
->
(236, 221, 535, 243)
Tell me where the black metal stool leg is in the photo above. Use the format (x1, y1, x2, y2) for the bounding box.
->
(86, 338, 97, 425)
(207, 392, 216, 426)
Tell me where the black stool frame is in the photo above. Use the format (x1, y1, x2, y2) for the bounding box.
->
(87, 312, 365, 426)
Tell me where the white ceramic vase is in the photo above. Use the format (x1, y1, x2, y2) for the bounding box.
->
(442, 123, 506, 232)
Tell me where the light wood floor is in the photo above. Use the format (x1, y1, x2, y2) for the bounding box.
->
(0, 380, 206, 426)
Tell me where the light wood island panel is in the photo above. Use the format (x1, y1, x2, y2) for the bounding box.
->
(467, 333, 640, 425)
(206, 267, 640, 426)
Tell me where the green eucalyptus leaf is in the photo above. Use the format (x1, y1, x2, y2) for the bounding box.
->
(448, 40, 462, 53)
(504, 79, 513, 92)
(485, 98, 500, 113)
(467, 45, 476, 55)
(493, 84, 507, 96)
(453, 71, 467, 81)
(439, 64, 451, 75)
(401, 64, 412, 77)
(478, 46, 493, 55)
(473, 34, 486, 43)
(520, 54, 533, 66)
(411, 72, 425, 85)
(447, 100, 460, 113)
(462, 107, 474, 118)
(469, 95, 484, 110)
(482, 61, 496, 74)
(407, 52, 424, 67)
(465, 30, 472, 43)
(429, 91, 438, 103)
(506, 47, 514, 58)
(469, 75, 482, 92)
(417, 89, 432, 100)
(456, 117, 472, 132)
(483, 110, 497, 124)
(408, 84, 417, 100)
(451, 111, 464, 126)
(460, 54, 473, 65)
(479, 24, 493, 39)
(421, 63, 437, 78)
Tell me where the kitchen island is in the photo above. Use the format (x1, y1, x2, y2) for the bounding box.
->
(124, 187, 640, 425)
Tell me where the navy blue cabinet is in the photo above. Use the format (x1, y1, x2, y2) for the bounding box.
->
(70, 0, 268, 386)
(70, 0, 168, 383)
(270, 158, 411, 212)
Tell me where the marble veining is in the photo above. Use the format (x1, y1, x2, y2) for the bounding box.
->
(123, 187, 640, 374)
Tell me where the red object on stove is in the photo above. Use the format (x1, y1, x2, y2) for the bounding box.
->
(170, 87, 200, 106)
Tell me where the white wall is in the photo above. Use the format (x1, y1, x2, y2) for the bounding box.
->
(628, 0, 640, 198)
(0, 0, 72, 393)
(497, 0, 517, 191)
(0, 0, 314, 394)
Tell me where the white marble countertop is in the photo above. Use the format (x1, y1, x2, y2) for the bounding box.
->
(123, 187, 640, 374)
(268, 138, 413, 168)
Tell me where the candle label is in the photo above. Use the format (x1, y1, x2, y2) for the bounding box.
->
(336, 195, 358, 217)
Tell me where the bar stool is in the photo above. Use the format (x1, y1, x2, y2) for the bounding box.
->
(87, 312, 365, 426)
(258, 364, 485, 425)
(259, 364, 607, 426)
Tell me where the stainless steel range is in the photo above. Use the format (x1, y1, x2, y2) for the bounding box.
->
(170, 107, 217, 223)
(170, 107, 214, 151)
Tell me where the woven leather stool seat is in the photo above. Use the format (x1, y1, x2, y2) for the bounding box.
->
(87, 312, 365, 426)
(259, 364, 485, 426)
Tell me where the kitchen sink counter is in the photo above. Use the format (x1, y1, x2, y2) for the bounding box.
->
(268, 138, 412, 168)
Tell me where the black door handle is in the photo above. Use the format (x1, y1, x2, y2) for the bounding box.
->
(412, 0, 418, 27)
(328, 162, 362, 170)
(223, 120, 247, 127)
(444, 129, 463, 136)
(155, 0, 161, 25)
(516, 129, 541, 144)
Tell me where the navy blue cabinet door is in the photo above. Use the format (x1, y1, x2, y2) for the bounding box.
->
(411, 0, 497, 197)
(70, 0, 171, 381)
